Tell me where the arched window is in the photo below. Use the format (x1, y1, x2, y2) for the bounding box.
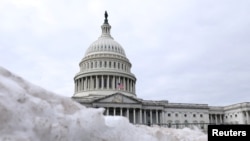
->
(104, 61, 107, 68)
(100, 61, 102, 67)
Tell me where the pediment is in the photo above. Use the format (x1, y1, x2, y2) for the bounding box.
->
(94, 93, 140, 104)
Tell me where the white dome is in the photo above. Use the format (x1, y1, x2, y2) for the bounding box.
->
(85, 37, 126, 56)
(84, 17, 126, 57)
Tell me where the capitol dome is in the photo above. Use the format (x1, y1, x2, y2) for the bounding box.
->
(73, 11, 136, 99)
(85, 35, 126, 57)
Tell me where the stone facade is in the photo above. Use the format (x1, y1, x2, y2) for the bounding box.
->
(72, 12, 250, 130)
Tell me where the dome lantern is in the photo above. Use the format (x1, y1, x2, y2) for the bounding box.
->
(85, 11, 126, 57)
(100, 11, 113, 39)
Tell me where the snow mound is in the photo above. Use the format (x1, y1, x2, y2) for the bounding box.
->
(0, 66, 207, 141)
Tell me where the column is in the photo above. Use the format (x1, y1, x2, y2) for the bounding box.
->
(150, 110, 152, 125)
(130, 80, 132, 92)
(126, 78, 129, 91)
(107, 75, 110, 89)
(90, 76, 93, 90)
(76, 79, 79, 91)
(89, 77, 91, 90)
(107, 108, 109, 116)
(109, 76, 112, 89)
(87, 77, 89, 90)
(81, 77, 86, 91)
(133, 109, 136, 124)
(126, 108, 129, 119)
(74, 80, 77, 93)
(101, 75, 104, 89)
(131, 81, 134, 92)
(112, 76, 115, 90)
(162, 111, 165, 124)
(246, 111, 249, 124)
(121, 77, 124, 91)
(139, 109, 142, 124)
(79, 79, 81, 91)
(159, 111, 162, 125)
(95, 76, 98, 89)
(75, 80, 78, 92)
(127, 79, 130, 91)
(132, 81, 134, 93)
(134, 81, 136, 93)
(92, 76, 94, 90)
(123, 77, 127, 91)
(84, 78, 87, 90)
(114, 107, 116, 116)
(156, 110, 159, 124)
(144, 110, 146, 124)
(89, 77, 91, 89)
(86, 77, 88, 90)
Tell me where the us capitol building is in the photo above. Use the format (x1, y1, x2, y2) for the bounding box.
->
(72, 12, 250, 130)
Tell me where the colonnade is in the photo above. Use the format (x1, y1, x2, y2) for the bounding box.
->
(103, 107, 163, 125)
(75, 75, 135, 93)
(81, 59, 130, 72)
(209, 114, 224, 124)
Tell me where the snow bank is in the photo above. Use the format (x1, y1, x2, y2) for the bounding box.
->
(0, 66, 207, 141)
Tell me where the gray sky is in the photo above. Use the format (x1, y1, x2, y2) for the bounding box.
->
(1, 0, 250, 106)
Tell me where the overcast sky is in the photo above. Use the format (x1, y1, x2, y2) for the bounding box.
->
(0, 0, 250, 106)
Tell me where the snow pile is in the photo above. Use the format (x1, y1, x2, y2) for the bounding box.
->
(0, 66, 207, 141)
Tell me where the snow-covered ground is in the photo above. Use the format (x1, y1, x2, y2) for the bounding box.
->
(0, 66, 207, 141)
